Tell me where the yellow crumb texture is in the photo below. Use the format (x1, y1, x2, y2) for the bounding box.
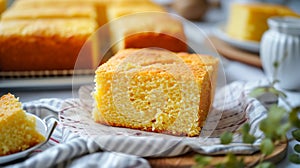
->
(93, 49, 218, 136)
(0, 93, 45, 156)
(227, 3, 300, 41)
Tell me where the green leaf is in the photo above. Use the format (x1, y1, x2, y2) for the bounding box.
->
(240, 124, 256, 144)
(249, 87, 268, 98)
(260, 138, 274, 156)
(194, 155, 212, 167)
(215, 164, 225, 168)
(224, 153, 244, 168)
(259, 105, 289, 140)
(259, 119, 274, 139)
(289, 154, 300, 164)
(255, 162, 275, 168)
(292, 129, 300, 142)
(242, 133, 256, 144)
(220, 132, 233, 145)
(294, 144, 300, 154)
(276, 123, 291, 139)
(268, 105, 286, 122)
(240, 123, 251, 134)
(268, 87, 287, 98)
(249, 86, 286, 99)
(271, 79, 280, 85)
(289, 107, 300, 128)
(273, 61, 279, 69)
(249, 87, 266, 98)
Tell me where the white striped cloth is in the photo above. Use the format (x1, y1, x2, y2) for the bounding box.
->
(3, 80, 273, 168)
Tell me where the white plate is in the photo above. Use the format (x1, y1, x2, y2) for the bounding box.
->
(0, 114, 49, 164)
(214, 24, 260, 53)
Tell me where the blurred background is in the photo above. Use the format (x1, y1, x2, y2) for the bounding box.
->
(5, 0, 300, 19)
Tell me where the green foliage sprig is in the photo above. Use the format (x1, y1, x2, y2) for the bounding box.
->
(194, 83, 300, 168)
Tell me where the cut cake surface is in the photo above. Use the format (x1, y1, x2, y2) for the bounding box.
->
(93, 48, 218, 136)
(226, 3, 300, 41)
(0, 93, 45, 156)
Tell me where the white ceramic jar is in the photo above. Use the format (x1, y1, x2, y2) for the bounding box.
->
(260, 17, 300, 90)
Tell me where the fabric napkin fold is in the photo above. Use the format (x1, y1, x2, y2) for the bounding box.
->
(4, 80, 272, 168)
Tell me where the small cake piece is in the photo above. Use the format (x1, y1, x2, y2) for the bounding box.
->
(0, 93, 45, 156)
(93, 48, 219, 136)
(109, 13, 188, 53)
(0, 0, 6, 15)
(1, 5, 99, 23)
(0, 19, 99, 71)
(226, 3, 300, 41)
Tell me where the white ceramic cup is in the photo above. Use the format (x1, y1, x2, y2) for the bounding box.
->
(260, 16, 300, 90)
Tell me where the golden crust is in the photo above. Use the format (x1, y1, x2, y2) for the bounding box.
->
(0, 19, 98, 71)
(1, 5, 99, 21)
(0, 0, 6, 15)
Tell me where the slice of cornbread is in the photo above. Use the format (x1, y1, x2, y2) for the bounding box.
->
(110, 13, 187, 53)
(0, 18, 99, 71)
(0, 93, 45, 156)
(0, 0, 6, 15)
(226, 3, 300, 41)
(107, 1, 178, 54)
(93, 48, 218, 137)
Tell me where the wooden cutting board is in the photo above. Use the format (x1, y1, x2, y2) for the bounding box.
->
(147, 140, 287, 168)
(207, 36, 262, 68)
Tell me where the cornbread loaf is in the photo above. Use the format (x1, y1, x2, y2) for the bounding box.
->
(110, 13, 187, 53)
(0, 0, 5, 15)
(0, 19, 99, 71)
(0, 0, 187, 73)
(0, 93, 45, 156)
(11, 0, 107, 26)
(1, 5, 99, 22)
(226, 3, 300, 41)
(93, 48, 219, 136)
(10, 0, 152, 26)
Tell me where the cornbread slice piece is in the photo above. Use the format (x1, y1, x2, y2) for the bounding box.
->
(0, 19, 99, 71)
(110, 13, 187, 53)
(0, 93, 45, 156)
(226, 3, 300, 41)
(1, 5, 99, 23)
(93, 48, 218, 136)
(0, 0, 6, 15)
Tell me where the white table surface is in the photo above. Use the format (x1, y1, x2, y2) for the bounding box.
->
(1, 4, 300, 168)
